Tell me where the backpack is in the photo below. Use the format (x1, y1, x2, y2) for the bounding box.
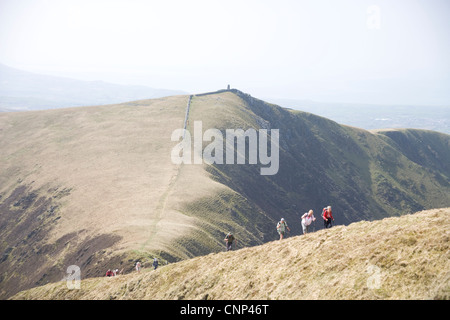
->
(323, 207, 332, 219)
(226, 233, 234, 242)
(277, 221, 286, 231)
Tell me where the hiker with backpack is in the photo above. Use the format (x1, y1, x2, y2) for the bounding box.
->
(153, 258, 159, 270)
(105, 269, 114, 277)
(224, 232, 236, 251)
(277, 218, 290, 240)
(322, 206, 334, 228)
(301, 210, 316, 234)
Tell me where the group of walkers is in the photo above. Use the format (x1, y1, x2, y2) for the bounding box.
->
(224, 206, 335, 251)
(278, 205, 334, 239)
(300, 205, 334, 235)
(105, 268, 123, 277)
(104, 207, 334, 273)
(135, 258, 159, 273)
(103, 207, 334, 277)
(134, 258, 159, 273)
(105, 258, 159, 277)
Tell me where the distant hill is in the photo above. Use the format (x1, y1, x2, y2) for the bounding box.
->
(0, 89, 449, 299)
(0, 63, 186, 111)
(10, 208, 450, 300)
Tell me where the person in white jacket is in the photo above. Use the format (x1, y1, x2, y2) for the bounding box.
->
(301, 210, 316, 235)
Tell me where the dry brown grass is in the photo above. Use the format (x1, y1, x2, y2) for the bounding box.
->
(0, 95, 224, 258)
(0, 91, 268, 298)
(12, 207, 450, 300)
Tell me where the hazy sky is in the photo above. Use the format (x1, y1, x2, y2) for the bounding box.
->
(1, 0, 449, 105)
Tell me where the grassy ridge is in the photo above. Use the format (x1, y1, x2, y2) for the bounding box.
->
(200, 90, 450, 228)
(11, 208, 450, 300)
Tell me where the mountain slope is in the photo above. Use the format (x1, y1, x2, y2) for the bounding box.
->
(268, 98, 450, 135)
(199, 90, 450, 225)
(11, 208, 450, 300)
(0, 89, 449, 299)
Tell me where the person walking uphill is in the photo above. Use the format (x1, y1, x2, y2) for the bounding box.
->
(301, 210, 316, 234)
(277, 218, 290, 240)
(135, 261, 141, 273)
(153, 258, 159, 270)
(322, 206, 334, 228)
(224, 232, 236, 251)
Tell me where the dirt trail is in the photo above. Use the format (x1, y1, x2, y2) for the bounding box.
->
(142, 95, 193, 249)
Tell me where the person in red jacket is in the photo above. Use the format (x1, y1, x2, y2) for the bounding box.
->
(322, 206, 334, 228)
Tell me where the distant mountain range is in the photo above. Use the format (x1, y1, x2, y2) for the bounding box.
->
(0, 63, 186, 111)
(1, 63, 447, 135)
